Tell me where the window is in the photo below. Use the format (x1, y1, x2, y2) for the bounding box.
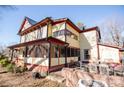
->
(84, 49, 90, 60)
(25, 46, 28, 57)
(53, 30, 78, 40)
(54, 46, 59, 58)
(71, 48, 74, 57)
(53, 30, 65, 37)
(67, 47, 71, 57)
(66, 30, 78, 40)
(67, 47, 80, 57)
(60, 47, 65, 57)
(77, 49, 80, 57)
(35, 46, 42, 57)
(74, 49, 77, 56)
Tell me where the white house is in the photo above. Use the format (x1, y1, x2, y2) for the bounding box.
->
(8, 17, 121, 73)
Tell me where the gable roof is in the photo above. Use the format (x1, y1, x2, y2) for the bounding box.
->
(25, 17, 37, 25)
(18, 17, 37, 34)
(18, 17, 52, 35)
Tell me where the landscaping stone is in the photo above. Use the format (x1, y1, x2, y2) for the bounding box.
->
(61, 68, 93, 87)
(46, 74, 65, 83)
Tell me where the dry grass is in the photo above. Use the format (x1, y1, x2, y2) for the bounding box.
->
(0, 66, 66, 87)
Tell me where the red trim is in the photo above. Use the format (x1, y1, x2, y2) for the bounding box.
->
(25, 63, 65, 72)
(49, 64, 65, 72)
(98, 43, 120, 49)
(8, 38, 48, 48)
(8, 37, 68, 48)
(120, 48, 124, 51)
(52, 20, 65, 25)
(15, 59, 78, 73)
(80, 26, 98, 33)
(18, 18, 27, 34)
(48, 37, 68, 46)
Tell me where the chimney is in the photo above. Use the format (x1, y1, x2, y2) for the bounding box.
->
(82, 26, 86, 30)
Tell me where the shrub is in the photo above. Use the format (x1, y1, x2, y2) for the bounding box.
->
(6, 63, 15, 72)
(14, 66, 27, 73)
(0, 58, 10, 67)
(6, 64, 27, 73)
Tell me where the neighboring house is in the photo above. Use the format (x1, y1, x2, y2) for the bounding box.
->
(8, 17, 121, 73)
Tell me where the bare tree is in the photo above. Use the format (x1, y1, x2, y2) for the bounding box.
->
(77, 22, 86, 30)
(99, 17, 124, 47)
(0, 45, 5, 55)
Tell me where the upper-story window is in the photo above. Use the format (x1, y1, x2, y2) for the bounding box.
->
(53, 30, 65, 37)
(66, 30, 78, 40)
(53, 30, 78, 40)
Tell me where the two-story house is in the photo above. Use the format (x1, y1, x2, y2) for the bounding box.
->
(8, 17, 120, 73)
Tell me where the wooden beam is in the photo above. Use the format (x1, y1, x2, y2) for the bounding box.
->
(10, 49, 14, 61)
(48, 42, 51, 74)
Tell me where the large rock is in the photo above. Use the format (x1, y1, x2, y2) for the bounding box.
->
(75, 70, 93, 86)
(46, 74, 65, 83)
(92, 80, 108, 87)
(61, 68, 93, 87)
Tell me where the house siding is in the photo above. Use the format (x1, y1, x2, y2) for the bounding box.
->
(80, 30, 98, 62)
(99, 45, 120, 63)
(66, 23, 80, 48)
(20, 25, 47, 43)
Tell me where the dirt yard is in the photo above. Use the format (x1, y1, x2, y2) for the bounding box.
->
(0, 66, 66, 87)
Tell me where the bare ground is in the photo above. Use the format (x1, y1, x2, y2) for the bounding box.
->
(0, 66, 66, 87)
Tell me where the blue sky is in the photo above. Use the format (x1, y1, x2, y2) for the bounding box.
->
(0, 5, 124, 46)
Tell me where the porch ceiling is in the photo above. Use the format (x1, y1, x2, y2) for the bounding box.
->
(8, 37, 68, 49)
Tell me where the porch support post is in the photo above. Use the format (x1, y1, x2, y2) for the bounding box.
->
(10, 48, 14, 61)
(65, 23, 68, 67)
(48, 42, 51, 74)
(65, 46, 67, 67)
(25, 46, 28, 57)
